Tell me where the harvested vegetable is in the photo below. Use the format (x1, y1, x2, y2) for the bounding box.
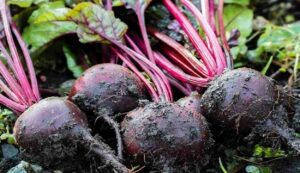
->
(121, 102, 213, 171)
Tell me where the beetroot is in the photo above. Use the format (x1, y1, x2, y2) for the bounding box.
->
(69, 63, 146, 120)
(68, 63, 147, 159)
(200, 68, 297, 150)
(14, 97, 130, 172)
(176, 91, 202, 114)
(121, 102, 213, 171)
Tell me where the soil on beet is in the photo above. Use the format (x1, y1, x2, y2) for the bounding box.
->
(121, 102, 214, 172)
(200, 68, 294, 137)
(69, 64, 147, 124)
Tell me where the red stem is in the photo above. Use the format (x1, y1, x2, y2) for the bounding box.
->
(217, 0, 233, 69)
(208, 0, 217, 34)
(122, 46, 173, 102)
(0, 57, 27, 104)
(148, 27, 209, 77)
(112, 48, 159, 101)
(125, 35, 164, 99)
(106, 0, 112, 10)
(163, 0, 217, 76)
(11, 24, 40, 101)
(0, 79, 21, 103)
(154, 52, 209, 86)
(0, 42, 17, 74)
(167, 76, 191, 96)
(0, 94, 26, 113)
(0, 4, 35, 104)
(181, 0, 226, 74)
(161, 45, 202, 77)
(136, 8, 155, 63)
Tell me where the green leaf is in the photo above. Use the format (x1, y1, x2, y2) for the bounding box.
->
(250, 22, 300, 63)
(23, 1, 77, 51)
(66, 2, 128, 43)
(23, 22, 77, 52)
(224, 4, 253, 57)
(245, 165, 260, 173)
(113, 0, 124, 6)
(63, 44, 84, 78)
(8, 0, 48, 7)
(28, 1, 69, 23)
(8, 0, 33, 8)
(253, 144, 287, 158)
(224, 0, 249, 6)
(224, 4, 253, 38)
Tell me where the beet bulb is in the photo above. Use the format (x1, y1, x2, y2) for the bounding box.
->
(121, 102, 213, 171)
(69, 63, 147, 120)
(69, 63, 147, 159)
(14, 97, 130, 172)
(200, 68, 297, 150)
(176, 91, 202, 114)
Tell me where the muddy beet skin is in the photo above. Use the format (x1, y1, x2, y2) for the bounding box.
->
(176, 91, 202, 114)
(13, 97, 130, 172)
(13, 97, 90, 170)
(121, 102, 213, 170)
(69, 63, 147, 121)
(200, 68, 293, 135)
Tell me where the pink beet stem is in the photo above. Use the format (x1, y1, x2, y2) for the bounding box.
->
(125, 35, 165, 99)
(136, 7, 155, 63)
(154, 52, 210, 86)
(160, 45, 203, 77)
(0, 94, 26, 113)
(0, 56, 27, 105)
(163, 0, 217, 76)
(12, 24, 40, 101)
(217, 0, 233, 69)
(167, 76, 191, 96)
(0, 79, 20, 103)
(0, 42, 17, 74)
(181, 0, 227, 74)
(112, 48, 160, 101)
(0, 4, 35, 104)
(148, 27, 209, 77)
(208, 0, 217, 34)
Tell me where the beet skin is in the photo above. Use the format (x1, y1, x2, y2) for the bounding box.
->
(69, 63, 147, 120)
(121, 102, 213, 171)
(200, 68, 293, 135)
(14, 97, 130, 172)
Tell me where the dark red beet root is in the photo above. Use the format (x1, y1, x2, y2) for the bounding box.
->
(121, 102, 213, 171)
(69, 63, 147, 120)
(199, 68, 300, 152)
(14, 97, 130, 172)
(200, 68, 293, 135)
(176, 91, 202, 114)
(68, 63, 147, 160)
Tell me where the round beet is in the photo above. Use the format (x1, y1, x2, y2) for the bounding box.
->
(69, 63, 147, 159)
(176, 91, 202, 114)
(200, 68, 292, 134)
(199, 68, 299, 152)
(69, 63, 147, 120)
(121, 102, 213, 171)
(14, 97, 130, 172)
